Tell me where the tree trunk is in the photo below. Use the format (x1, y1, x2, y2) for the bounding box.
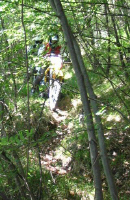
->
(13, 151, 36, 200)
(1, 151, 36, 200)
(72, 15, 119, 200)
(1, 151, 27, 199)
(49, 1, 103, 199)
(107, 5, 129, 79)
(49, 0, 119, 199)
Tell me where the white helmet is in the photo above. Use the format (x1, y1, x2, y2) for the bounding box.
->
(33, 36, 43, 44)
(49, 35, 59, 44)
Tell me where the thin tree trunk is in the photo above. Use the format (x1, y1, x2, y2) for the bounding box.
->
(1, 151, 27, 199)
(0, 98, 6, 137)
(73, 31, 119, 200)
(49, 1, 103, 199)
(1, 17, 18, 111)
(21, 0, 31, 178)
(49, 0, 119, 199)
(13, 151, 36, 200)
(104, 4, 111, 75)
(1, 151, 36, 200)
(107, 5, 129, 79)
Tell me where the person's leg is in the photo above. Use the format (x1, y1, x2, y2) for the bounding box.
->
(32, 67, 44, 93)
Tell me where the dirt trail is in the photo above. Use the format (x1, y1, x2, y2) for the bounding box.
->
(41, 109, 72, 175)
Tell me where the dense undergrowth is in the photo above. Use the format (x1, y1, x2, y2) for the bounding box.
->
(0, 65, 130, 200)
(1, 0, 130, 198)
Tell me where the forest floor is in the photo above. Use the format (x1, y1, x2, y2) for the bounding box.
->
(37, 98, 94, 199)
(41, 109, 71, 176)
(35, 96, 130, 200)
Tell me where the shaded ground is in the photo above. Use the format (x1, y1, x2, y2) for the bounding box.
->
(38, 103, 130, 200)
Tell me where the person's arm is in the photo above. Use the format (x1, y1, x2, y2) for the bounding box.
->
(43, 43, 52, 57)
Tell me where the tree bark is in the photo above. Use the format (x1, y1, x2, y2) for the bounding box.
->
(49, 1, 103, 199)
(1, 151, 36, 200)
(72, 15, 119, 200)
(49, 0, 119, 199)
(1, 151, 27, 199)
(12, 151, 36, 200)
(107, 5, 129, 79)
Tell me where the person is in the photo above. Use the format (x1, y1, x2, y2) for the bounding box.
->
(32, 34, 63, 94)
(44, 35, 63, 82)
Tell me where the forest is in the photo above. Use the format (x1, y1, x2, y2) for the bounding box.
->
(0, 0, 130, 200)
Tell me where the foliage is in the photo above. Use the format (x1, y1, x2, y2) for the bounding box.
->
(0, 0, 130, 199)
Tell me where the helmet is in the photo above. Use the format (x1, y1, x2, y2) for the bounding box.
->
(33, 36, 43, 44)
(49, 35, 59, 44)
